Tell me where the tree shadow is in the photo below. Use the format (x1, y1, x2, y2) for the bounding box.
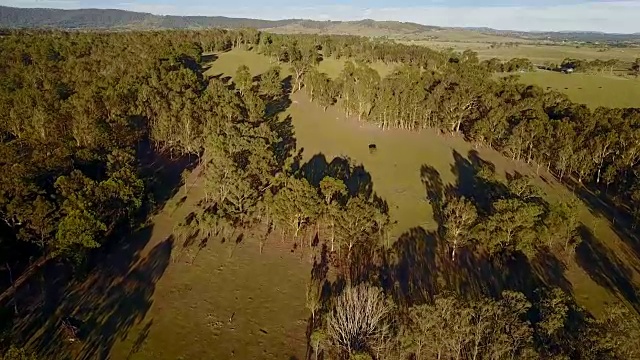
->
(126, 319, 153, 359)
(300, 153, 374, 201)
(200, 53, 218, 73)
(386, 227, 439, 306)
(450, 150, 507, 214)
(565, 176, 640, 261)
(531, 251, 572, 293)
(281, 75, 293, 96)
(415, 150, 572, 302)
(12, 226, 171, 359)
(575, 224, 638, 308)
(271, 115, 296, 169)
(137, 138, 198, 216)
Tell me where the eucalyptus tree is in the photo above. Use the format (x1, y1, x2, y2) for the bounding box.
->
(235, 64, 253, 95)
(270, 177, 322, 244)
(259, 66, 282, 98)
(476, 198, 543, 258)
(320, 176, 347, 251)
(441, 195, 478, 261)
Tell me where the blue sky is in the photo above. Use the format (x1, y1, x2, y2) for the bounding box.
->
(4, 0, 640, 33)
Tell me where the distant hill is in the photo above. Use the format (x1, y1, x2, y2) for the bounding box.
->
(1, 6, 638, 44)
(0, 6, 294, 29)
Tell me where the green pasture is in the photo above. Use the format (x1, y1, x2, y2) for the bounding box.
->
(515, 70, 640, 108)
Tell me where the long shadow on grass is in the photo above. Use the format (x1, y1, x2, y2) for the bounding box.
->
(390, 150, 572, 306)
(300, 153, 374, 201)
(14, 227, 172, 360)
(563, 176, 640, 267)
(576, 224, 638, 308)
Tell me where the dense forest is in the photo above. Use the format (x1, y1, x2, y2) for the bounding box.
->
(1, 28, 640, 359)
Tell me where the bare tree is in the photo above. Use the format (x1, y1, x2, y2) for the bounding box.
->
(326, 285, 392, 356)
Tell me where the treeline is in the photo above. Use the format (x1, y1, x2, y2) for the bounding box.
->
(0, 28, 266, 264)
(481, 57, 534, 72)
(559, 57, 620, 73)
(0, 28, 267, 353)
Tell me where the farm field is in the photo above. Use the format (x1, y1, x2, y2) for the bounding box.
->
(408, 40, 640, 63)
(514, 70, 640, 108)
(208, 49, 640, 317)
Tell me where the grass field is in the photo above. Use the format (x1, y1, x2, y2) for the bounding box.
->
(205, 49, 394, 80)
(406, 40, 640, 63)
(511, 70, 640, 108)
(318, 56, 394, 78)
(107, 181, 310, 360)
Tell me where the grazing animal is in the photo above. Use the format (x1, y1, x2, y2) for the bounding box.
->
(368, 144, 377, 154)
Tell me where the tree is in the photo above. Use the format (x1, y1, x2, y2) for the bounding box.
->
(507, 175, 542, 201)
(317, 79, 338, 111)
(335, 196, 380, 257)
(632, 58, 640, 77)
(596, 302, 640, 359)
(271, 178, 322, 243)
(401, 292, 536, 360)
(320, 176, 347, 206)
(1, 346, 37, 360)
(235, 65, 253, 94)
(291, 60, 310, 92)
(326, 285, 391, 356)
(441, 195, 477, 260)
(542, 199, 580, 252)
(310, 330, 327, 360)
(477, 198, 543, 257)
(306, 279, 322, 323)
(259, 66, 282, 98)
(320, 176, 347, 251)
(242, 90, 266, 123)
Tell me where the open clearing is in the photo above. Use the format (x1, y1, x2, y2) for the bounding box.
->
(205, 49, 394, 79)
(208, 49, 640, 318)
(514, 70, 640, 108)
(107, 179, 310, 360)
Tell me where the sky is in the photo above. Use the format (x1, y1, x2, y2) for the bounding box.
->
(3, 0, 640, 33)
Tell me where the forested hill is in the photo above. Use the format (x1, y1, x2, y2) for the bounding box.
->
(0, 6, 441, 34)
(0, 6, 294, 29)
